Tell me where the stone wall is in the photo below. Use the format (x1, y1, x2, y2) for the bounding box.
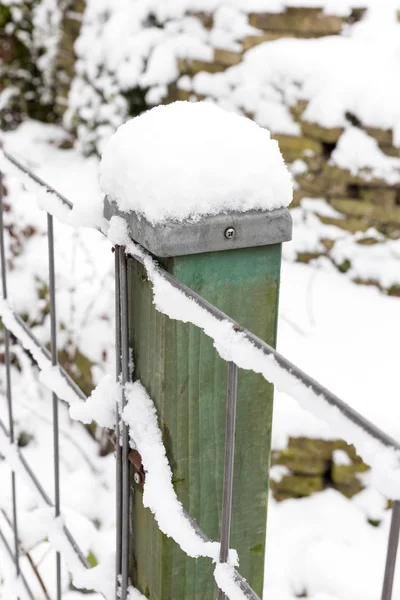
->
(169, 6, 400, 294)
(54, 0, 85, 119)
(271, 437, 371, 504)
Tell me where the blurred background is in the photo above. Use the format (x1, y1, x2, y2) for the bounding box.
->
(1, 1, 400, 599)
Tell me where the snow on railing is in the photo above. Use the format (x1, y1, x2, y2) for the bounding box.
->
(1, 145, 400, 600)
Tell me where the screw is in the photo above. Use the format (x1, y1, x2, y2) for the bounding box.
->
(224, 227, 235, 240)
(134, 472, 142, 485)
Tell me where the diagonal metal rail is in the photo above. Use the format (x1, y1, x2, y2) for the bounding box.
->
(0, 303, 86, 401)
(3, 150, 74, 210)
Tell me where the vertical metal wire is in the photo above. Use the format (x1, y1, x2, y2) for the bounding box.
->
(0, 171, 20, 594)
(47, 213, 62, 600)
(114, 246, 123, 598)
(218, 362, 238, 600)
(381, 500, 400, 600)
(119, 246, 130, 599)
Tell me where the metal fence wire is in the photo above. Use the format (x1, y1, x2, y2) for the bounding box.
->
(0, 151, 400, 600)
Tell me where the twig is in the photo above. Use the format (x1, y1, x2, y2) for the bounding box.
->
(280, 314, 307, 337)
(1, 509, 51, 600)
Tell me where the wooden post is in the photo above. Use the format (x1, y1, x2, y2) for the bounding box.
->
(105, 202, 291, 599)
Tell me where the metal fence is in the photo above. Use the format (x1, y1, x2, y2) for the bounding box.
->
(0, 149, 399, 600)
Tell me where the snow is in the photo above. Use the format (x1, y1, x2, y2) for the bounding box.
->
(270, 465, 291, 483)
(36, 188, 71, 224)
(0, 431, 46, 497)
(106, 215, 130, 246)
(333, 450, 352, 466)
(69, 0, 400, 21)
(35, 187, 106, 231)
(210, 6, 258, 51)
(276, 261, 400, 447)
(282, 199, 400, 294)
(48, 517, 86, 585)
(214, 563, 247, 600)
(0, 87, 19, 111)
(72, 554, 116, 600)
(299, 198, 343, 219)
(32, 0, 62, 100)
(48, 516, 116, 598)
(0, 562, 30, 600)
(127, 586, 147, 600)
(351, 487, 387, 523)
(0, 298, 83, 406)
(100, 101, 292, 224)
(264, 490, 395, 600)
(0, 121, 113, 371)
(122, 381, 223, 562)
(69, 375, 118, 428)
(0, 408, 116, 598)
(330, 236, 400, 290)
(187, 8, 400, 141)
(283, 207, 345, 262)
(331, 128, 400, 185)
(143, 256, 400, 499)
(1, 121, 105, 230)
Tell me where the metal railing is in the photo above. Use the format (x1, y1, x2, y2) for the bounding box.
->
(0, 149, 399, 600)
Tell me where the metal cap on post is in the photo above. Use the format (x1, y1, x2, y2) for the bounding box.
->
(104, 198, 292, 257)
(101, 101, 293, 600)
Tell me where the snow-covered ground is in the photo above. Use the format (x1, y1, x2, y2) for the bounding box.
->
(1, 120, 400, 599)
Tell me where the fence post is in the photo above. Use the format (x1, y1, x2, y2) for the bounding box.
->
(106, 202, 292, 600)
(103, 111, 292, 599)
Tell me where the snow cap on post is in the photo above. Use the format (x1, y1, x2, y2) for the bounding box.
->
(100, 101, 292, 256)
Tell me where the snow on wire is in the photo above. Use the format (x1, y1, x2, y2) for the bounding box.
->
(106, 216, 400, 501)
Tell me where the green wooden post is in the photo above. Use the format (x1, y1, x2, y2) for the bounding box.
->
(105, 202, 291, 599)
